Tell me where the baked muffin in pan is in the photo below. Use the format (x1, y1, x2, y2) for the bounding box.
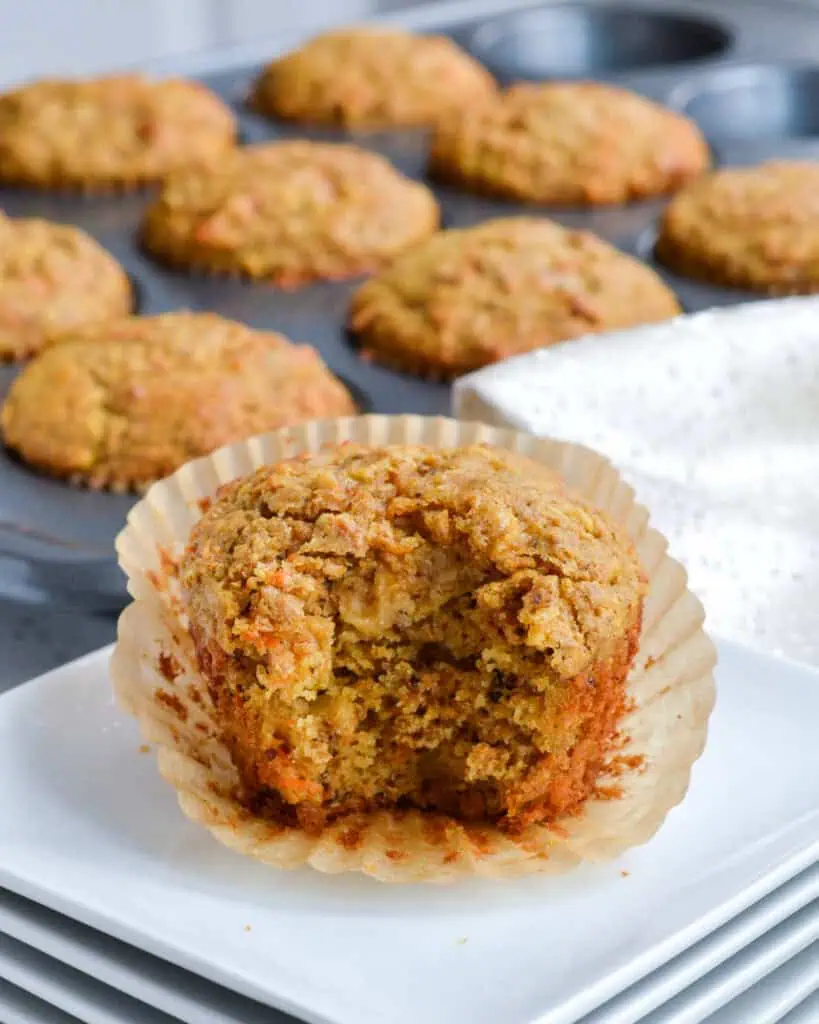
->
(350, 217, 680, 378)
(429, 81, 709, 206)
(0, 74, 236, 191)
(1, 311, 356, 491)
(0, 212, 131, 361)
(142, 141, 439, 286)
(251, 27, 497, 129)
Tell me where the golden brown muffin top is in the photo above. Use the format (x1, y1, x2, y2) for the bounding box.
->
(182, 443, 645, 686)
(142, 141, 439, 285)
(1, 312, 355, 491)
(0, 212, 131, 360)
(430, 81, 709, 205)
(0, 74, 237, 189)
(350, 217, 680, 376)
(251, 27, 497, 128)
(657, 161, 819, 294)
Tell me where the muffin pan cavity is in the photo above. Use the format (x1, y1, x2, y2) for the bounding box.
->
(467, 5, 732, 82)
(672, 64, 819, 140)
(669, 63, 819, 163)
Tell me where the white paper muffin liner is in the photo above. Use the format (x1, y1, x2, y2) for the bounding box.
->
(111, 414, 716, 882)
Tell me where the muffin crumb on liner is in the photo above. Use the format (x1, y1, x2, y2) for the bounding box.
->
(112, 414, 715, 882)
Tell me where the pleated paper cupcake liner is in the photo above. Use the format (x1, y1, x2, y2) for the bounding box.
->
(111, 414, 716, 882)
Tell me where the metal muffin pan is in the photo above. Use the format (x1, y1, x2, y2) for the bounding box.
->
(466, 4, 733, 81)
(4, 0, 819, 610)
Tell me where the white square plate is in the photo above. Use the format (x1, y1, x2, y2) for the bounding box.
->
(0, 640, 817, 1024)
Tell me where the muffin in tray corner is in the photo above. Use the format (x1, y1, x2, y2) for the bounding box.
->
(142, 141, 439, 286)
(180, 443, 646, 835)
(0, 74, 236, 191)
(0, 212, 132, 361)
(349, 217, 681, 378)
(656, 161, 819, 294)
(250, 27, 497, 129)
(1, 312, 356, 492)
(429, 81, 709, 206)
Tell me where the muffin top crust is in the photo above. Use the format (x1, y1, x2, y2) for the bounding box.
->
(0, 212, 131, 360)
(142, 140, 439, 285)
(429, 81, 709, 205)
(1, 312, 355, 490)
(657, 160, 819, 294)
(0, 74, 236, 190)
(251, 27, 497, 128)
(349, 217, 680, 377)
(184, 443, 643, 677)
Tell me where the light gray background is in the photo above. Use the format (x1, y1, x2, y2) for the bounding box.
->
(0, 1, 434, 86)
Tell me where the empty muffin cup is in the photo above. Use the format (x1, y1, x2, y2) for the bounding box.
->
(467, 4, 731, 82)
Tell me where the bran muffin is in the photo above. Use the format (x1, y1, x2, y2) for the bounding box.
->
(0, 212, 131, 360)
(1, 312, 355, 491)
(0, 74, 236, 191)
(429, 81, 709, 206)
(656, 161, 819, 294)
(180, 443, 646, 836)
(349, 217, 681, 377)
(142, 141, 439, 286)
(250, 27, 497, 129)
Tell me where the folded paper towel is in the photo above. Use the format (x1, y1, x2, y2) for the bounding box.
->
(454, 297, 819, 666)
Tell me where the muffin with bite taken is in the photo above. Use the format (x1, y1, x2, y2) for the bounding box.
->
(179, 443, 646, 835)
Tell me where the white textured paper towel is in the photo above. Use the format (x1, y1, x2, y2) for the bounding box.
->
(454, 297, 819, 666)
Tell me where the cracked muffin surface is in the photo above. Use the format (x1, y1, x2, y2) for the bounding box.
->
(429, 81, 709, 206)
(349, 217, 680, 377)
(0, 74, 236, 190)
(656, 161, 819, 294)
(180, 443, 646, 835)
(1, 312, 356, 491)
(251, 27, 497, 129)
(0, 212, 131, 360)
(142, 140, 439, 286)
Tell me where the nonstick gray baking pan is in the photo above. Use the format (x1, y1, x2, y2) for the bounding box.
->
(4, 0, 819, 611)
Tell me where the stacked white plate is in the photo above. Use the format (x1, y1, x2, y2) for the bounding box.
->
(0, 639, 817, 1024)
